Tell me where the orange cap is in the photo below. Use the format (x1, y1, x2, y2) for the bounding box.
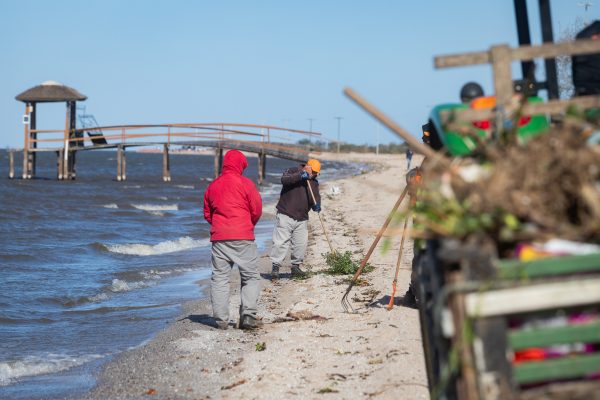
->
(307, 159, 321, 173)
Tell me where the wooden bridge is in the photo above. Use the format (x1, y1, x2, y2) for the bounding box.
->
(12, 121, 321, 183)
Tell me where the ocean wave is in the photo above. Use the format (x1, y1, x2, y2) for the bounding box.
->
(105, 236, 208, 256)
(131, 203, 179, 211)
(102, 203, 119, 209)
(109, 278, 154, 292)
(175, 185, 194, 189)
(0, 353, 103, 386)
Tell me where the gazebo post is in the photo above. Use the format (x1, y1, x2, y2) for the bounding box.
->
(30, 102, 37, 177)
(68, 101, 77, 179)
(62, 102, 70, 180)
(21, 103, 32, 179)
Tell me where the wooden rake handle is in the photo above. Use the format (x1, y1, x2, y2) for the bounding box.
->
(306, 179, 336, 254)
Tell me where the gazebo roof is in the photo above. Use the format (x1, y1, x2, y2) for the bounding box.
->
(15, 81, 87, 103)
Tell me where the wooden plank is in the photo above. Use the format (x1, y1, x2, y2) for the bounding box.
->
(490, 45, 513, 113)
(509, 321, 600, 350)
(435, 38, 600, 70)
(465, 278, 600, 317)
(511, 38, 600, 62)
(498, 252, 600, 279)
(435, 50, 491, 68)
(513, 353, 600, 384)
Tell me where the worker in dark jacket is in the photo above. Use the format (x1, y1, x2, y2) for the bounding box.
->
(203, 150, 263, 330)
(270, 159, 322, 279)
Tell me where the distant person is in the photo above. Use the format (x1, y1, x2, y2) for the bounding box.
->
(572, 20, 600, 96)
(270, 159, 322, 280)
(460, 81, 484, 104)
(406, 147, 413, 170)
(203, 150, 263, 330)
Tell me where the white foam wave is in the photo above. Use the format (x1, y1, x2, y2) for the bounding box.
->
(102, 203, 119, 209)
(148, 211, 165, 217)
(175, 185, 194, 189)
(106, 236, 208, 256)
(131, 203, 179, 211)
(0, 353, 103, 386)
(110, 279, 153, 292)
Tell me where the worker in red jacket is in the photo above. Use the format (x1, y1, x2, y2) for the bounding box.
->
(203, 150, 263, 330)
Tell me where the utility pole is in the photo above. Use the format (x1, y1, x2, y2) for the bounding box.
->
(307, 118, 315, 145)
(334, 116, 343, 154)
(376, 123, 380, 156)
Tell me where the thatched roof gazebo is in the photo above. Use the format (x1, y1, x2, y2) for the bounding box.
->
(15, 81, 87, 179)
(16, 80, 87, 103)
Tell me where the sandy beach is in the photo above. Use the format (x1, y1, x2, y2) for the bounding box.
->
(85, 152, 428, 400)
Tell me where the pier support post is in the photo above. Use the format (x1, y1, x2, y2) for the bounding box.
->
(117, 145, 125, 181)
(67, 151, 76, 180)
(57, 149, 64, 180)
(8, 151, 14, 179)
(257, 151, 266, 185)
(214, 147, 223, 178)
(162, 144, 171, 182)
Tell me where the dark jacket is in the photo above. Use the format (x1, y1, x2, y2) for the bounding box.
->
(276, 165, 321, 222)
(203, 150, 262, 241)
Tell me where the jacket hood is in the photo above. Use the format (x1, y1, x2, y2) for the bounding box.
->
(222, 150, 248, 175)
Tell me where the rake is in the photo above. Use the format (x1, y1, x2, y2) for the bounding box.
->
(341, 186, 409, 313)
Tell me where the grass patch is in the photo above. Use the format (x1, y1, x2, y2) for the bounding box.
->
(323, 251, 373, 275)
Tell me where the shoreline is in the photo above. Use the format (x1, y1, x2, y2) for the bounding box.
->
(83, 152, 427, 399)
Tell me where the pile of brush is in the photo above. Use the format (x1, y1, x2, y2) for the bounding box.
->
(412, 121, 600, 251)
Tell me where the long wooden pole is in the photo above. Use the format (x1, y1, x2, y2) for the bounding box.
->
(306, 179, 336, 254)
(344, 88, 451, 167)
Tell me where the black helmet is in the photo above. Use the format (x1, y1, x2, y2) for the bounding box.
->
(460, 82, 484, 103)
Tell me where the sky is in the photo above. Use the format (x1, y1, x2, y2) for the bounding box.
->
(0, 0, 596, 149)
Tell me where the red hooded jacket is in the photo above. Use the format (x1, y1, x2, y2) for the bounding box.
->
(203, 150, 262, 241)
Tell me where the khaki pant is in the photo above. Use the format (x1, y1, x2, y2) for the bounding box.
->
(270, 212, 308, 267)
(210, 240, 260, 323)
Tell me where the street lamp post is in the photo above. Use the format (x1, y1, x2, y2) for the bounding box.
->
(334, 116, 343, 154)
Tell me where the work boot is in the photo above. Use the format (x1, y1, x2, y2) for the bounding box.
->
(271, 264, 280, 280)
(240, 315, 263, 330)
(215, 318, 229, 330)
(291, 265, 307, 279)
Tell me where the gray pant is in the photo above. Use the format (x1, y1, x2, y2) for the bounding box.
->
(270, 213, 308, 267)
(210, 240, 260, 322)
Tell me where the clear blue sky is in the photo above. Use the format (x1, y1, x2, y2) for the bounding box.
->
(0, 1, 595, 148)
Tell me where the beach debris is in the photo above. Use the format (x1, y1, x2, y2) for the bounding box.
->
(273, 310, 328, 323)
(318, 386, 340, 394)
(145, 388, 157, 395)
(221, 379, 247, 390)
(328, 186, 342, 196)
(255, 342, 266, 351)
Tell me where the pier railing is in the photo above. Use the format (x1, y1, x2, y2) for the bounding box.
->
(15, 122, 322, 182)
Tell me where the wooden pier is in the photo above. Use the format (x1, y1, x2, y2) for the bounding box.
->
(12, 81, 320, 183)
